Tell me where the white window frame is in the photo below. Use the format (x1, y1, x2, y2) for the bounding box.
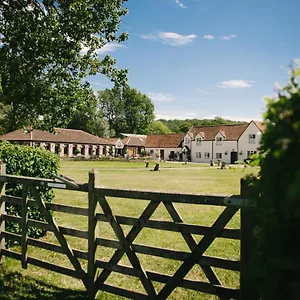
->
(196, 138, 202, 146)
(249, 134, 256, 144)
(204, 152, 210, 159)
(247, 150, 257, 157)
(196, 152, 201, 158)
(185, 138, 189, 144)
(216, 153, 222, 159)
(216, 137, 222, 146)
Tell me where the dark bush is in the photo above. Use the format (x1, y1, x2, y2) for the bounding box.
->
(252, 67, 300, 299)
(0, 142, 59, 239)
(140, 150, 147, 157)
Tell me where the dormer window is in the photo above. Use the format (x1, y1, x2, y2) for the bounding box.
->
(185, 138, 190, 144)
(216, 137, 222, 146)
(249, 134, 256, 144)
(196, 138, 202, 146)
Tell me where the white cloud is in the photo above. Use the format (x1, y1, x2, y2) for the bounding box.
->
(140, 34, 157, 41)
(204, 35, 215, 40)
(148, 92, 176, 102)
(218, 80, 252, 89)
(141, 32, 197, 46)
(90, 82, 109, 88)
(175, 0, 187, 8)
(156, 111, 197, 120)
(80, 43, 126, 55)
(97, 43, 126, 54)
(221, 34, 238, 40)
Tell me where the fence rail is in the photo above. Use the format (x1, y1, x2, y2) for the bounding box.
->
(0, 165, 259, 299)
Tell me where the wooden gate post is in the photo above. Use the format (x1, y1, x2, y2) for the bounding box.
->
(240, 178, 260, 300)
(0, 162, 6, 264)
(21, 185, 28, 269)
(87, 169, 100, 299)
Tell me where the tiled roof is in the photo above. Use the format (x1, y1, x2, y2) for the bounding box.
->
(188, 123, 249, 141)
(253, 121, 266, 132)
(0, 128, 112, 145)
(146, 133, 184, 148)
(106, 138, 120, 144)
(219, 130, 226, 138)
(122, 136, 146, 147)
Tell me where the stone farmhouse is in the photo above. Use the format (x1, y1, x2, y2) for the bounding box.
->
(0, 128, 113, 158)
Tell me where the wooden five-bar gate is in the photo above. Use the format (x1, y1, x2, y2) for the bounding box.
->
(0, 164, 259, 299)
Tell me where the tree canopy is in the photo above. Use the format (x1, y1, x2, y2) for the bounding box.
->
(98, 87, 155, 136)
(159, 117, 247, 133)
(66, 92, 110, 137)
(0, 0, 128, 131)
(146, 120, 171, 135)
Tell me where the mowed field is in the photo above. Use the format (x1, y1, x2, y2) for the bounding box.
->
(0, 160, 259, 300)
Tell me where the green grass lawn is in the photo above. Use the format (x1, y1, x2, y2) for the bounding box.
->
(0, 160, 258, 300)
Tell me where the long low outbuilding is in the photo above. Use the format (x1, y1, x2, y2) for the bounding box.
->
(0, 128, 113, 158)
(145, 133, 185, 161)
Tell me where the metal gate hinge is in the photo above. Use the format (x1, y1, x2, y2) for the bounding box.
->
(224, 197, 256, 207)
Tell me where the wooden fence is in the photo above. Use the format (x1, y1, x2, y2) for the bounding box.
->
(0, 165, 259, 299)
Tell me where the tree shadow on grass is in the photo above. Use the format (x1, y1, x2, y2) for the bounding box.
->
(0, 268, 89, 300)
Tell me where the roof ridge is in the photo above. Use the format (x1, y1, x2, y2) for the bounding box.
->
(190, 122, 248, 130)
(147, 133, 184, 136)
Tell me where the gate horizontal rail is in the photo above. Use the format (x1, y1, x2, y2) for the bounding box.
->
(0, 167, 259, 300)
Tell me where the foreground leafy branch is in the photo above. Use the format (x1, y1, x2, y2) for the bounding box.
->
(0, 0, 128, 131)
(252, 65, 300, 299)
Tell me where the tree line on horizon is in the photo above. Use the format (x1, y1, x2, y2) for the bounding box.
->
(0, 85, 246, 137)
(0, 84, 246, 137)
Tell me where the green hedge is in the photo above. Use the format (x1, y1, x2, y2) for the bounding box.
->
(0, 142, 59, 239)
(251, 68, 300, 299)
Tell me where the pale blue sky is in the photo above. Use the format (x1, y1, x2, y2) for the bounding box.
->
(88, 0, 299, 122)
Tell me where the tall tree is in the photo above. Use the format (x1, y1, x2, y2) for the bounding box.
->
(123, 88, 155, 134)
(147, 120, 171, 134)
(0, 0, 128, 131)
(97, 88, 126, 137)
(98, 87, 155, 136)
(67, 93, 111, 137)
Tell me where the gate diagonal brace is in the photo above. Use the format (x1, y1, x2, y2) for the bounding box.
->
(158, 206, 239, 299)
(95, 198, 160, 296)
(163, 202, 227, 300)
(96, 195, 157, 298)
(53, 175, 79, 189)
(29, 187, 88, 288)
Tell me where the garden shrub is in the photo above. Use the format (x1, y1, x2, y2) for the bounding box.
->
(140, 150, 147, 156)
(0, 142, 59, 239)
(252, 67, 300, 299)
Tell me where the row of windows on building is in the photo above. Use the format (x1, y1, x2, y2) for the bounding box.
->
(187, 134, 257, 146)
(195, 150, 257, 159)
